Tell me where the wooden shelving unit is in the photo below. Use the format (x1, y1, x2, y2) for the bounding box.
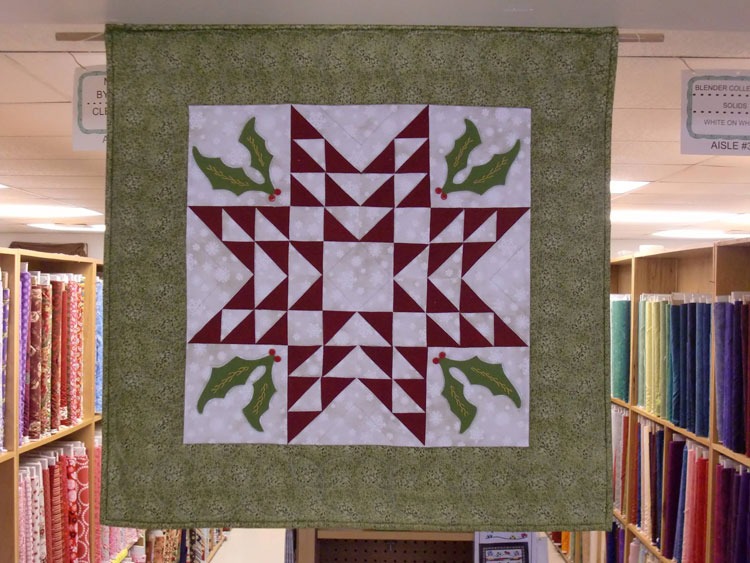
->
(0, 247, 100, 563)
(610, 239, 750, 563)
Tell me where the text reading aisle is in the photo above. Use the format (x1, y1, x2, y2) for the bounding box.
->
(607, 239, 750, 562)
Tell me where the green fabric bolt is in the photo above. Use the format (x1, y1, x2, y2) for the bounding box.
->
(639, 300, 646, 407)
(102, 24, 617, 530)
(660, 300, 669, 419)
(610, 299, 631, 402)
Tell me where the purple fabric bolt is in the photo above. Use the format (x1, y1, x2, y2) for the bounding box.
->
(714, 303, 726, 443)
(733, 302, 746, 452)
(19, 271, 31, 443)
(734, 470, 749, 563)
(663, 439, 685, 558)
(1, 287, 7, 450)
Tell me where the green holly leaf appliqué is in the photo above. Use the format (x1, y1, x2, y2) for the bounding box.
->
(197, 353, 278, 432)
(192, 117, 276, 197)
(440, 119, 521, 197)
(436, 354, 521, 433)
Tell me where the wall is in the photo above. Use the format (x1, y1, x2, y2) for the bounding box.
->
(0, 232, 104, 260)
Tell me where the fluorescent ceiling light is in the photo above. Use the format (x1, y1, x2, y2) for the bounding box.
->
(610, 180, 649, 194)
(611, 210, 732, 223)
(0, 205, 101, 218)
(0, 183, 9, 189)
(724, 214, 750, 224)
(652, 229, 750, 240)
(28, 223, 105, 232)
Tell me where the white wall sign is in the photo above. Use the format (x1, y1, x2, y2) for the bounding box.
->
(681, 70, 750, 155)
(73, 65, 107, 151)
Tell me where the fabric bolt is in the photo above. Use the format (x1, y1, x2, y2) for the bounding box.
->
(51, 461, 64, 563)
(648, 432, 657, 544)
(686, 303, 696, 433)
(95, 279, 103, 412)
(1, 286, 8, 450)
(694, 456, 707, 563)
(638, 300, 646, 407)
(659, 301, 669, 417)
(70, 281, 85, 422)
(645, 301, 654, 413)
(66, 454, 79, 563)
(75, 452, 90, 563)
(739, 470, 750, 563)
(674, 446, 688, 560)
(51, 280, 64, 430)
(746, 305, 750, 457)
(714, 304, 726, 441)
(695, 304, 707, 437)
(40, 284, 53, 434)
(60, 286, 69, 425)
(95, 445, 102, 563)
(682, 449, 696, 562)
(655, 430, 663, 548)
(713, 464, 725, 563)
(20, 271, 31, 441)
(732, 302, 745, 452)
(19, 474, 28, 563)
(662, 439, 684, 558)
(723, 304, 733, 450)
(610, 299, 630, 402)
(670, 304, 681, 426)
(42, 463, 53, 560)
(28, 284, 43, 439)
(665, 303, 673, 422)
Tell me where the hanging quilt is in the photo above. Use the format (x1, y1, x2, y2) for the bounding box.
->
(103, 25, 617, 531)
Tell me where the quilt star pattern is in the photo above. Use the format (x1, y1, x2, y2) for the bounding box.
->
(184, 104, 531, 447)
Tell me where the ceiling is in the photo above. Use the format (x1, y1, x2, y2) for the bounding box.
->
(1, 21, 750, 255)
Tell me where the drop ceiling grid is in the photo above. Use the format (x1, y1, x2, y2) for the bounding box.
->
(0, 27, 749, 237)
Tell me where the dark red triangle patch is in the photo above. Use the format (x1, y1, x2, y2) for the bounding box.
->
(395, 347, 427, 378)
(362, 176, 394, 207)
(462, 242, 494, 275)
(426, 316, 460, 347)
(322, 377, 355, 409)
(397, 175, 430, 208)
(428, 243, 461, 276)
(325, 142, 359, 173)
(323, 311, 355, 343)
(224, 207, 256, 239)
(323, 210, 358, 242)
(361, 346, 393, 376)
(256, 312, 287, 345)
(426, 280, 458, 313)
(394, 412, 426, 444)
(287, 411, 321, 442)
(257, 207, 289, 239)
(324, 174, 359, 206)
(224, 278, 254, 310)
(288, 377, 319, 409)
(290, 278, 323, 311)
(189, 311, 222, 344)
(288, 345, 321, 375)
(397, 107, 429, 138)
(322, 346, 355, 375)
(361, 379, 392, 410)
(189, 206, 223, 240)
(361, 210, 394, 243)
(363, 141, 394, 173)
(460, 281, 492, 313)
(256, 241, 288, 273)
(291, 107, 323, 139)
(393, 282, 423, 313)
(222, 241, 254, 271)
(256, 279, 288, 310)
(394, 243, 427, 275)
(497, 207, 529, 240)
(291, 176, 323, 207)
(460, 315, 493, 347)
(291, 141, 324, 173)
(396, 140, 429, 173)
(221, 311, 255, 345)
(395, 379, 426, 410)
(494, 314, 527, 347)
(359, 312, 392, 344)
(463, 208, 496, 240)
(430, 208, 462, 241)
(291, 241, 323, 273)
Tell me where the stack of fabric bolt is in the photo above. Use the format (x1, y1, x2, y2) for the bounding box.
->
(635, 416, 664, 549)
(18, 441, 90, 563)
(612, 405, 629, 515)
(712, 457, 749, 562)
(0, 268, 9, 451)
(713, 294, 750, 455)
(611, 295, 631, 402)
(18, 263, 86, 445)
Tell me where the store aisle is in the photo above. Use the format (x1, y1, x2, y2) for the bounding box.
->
(212, 529, 287, 563)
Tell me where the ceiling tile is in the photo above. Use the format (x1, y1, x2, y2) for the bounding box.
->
(663, 165, 750, 183)
(612, 109, 681, 142)
(0, 103, 72, 136)
(0, 136, 103, 160)
(0, 54, 68, 103)
(611, 141, 707, 165)
(0, 175, 104, 190)
(0, 159, 105, 176)
(700, 155, 750, 168)
(636, 182, 750, 196)
(611, 163, 690, 182)
(614, 57, 685, 110)
(6, 53, 80, 101)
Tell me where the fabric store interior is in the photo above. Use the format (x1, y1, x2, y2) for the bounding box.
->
(1, 2, 749, 563)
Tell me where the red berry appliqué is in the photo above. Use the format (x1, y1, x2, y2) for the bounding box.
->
(268, 194, 276, 202)
(439, 351, 446, 359)
(432, 357, 440, 364)
(435, 187, 443, 194)
(274, 356, 281, 363)
(440, 193, 447, 200)
(274, 188, 281, 195)
(268, 349, 276, 356)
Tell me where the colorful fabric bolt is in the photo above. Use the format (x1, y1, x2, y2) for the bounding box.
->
(611, 296, 631, 402)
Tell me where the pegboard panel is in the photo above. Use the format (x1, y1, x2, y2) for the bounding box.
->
(318, 539, 473, 563)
